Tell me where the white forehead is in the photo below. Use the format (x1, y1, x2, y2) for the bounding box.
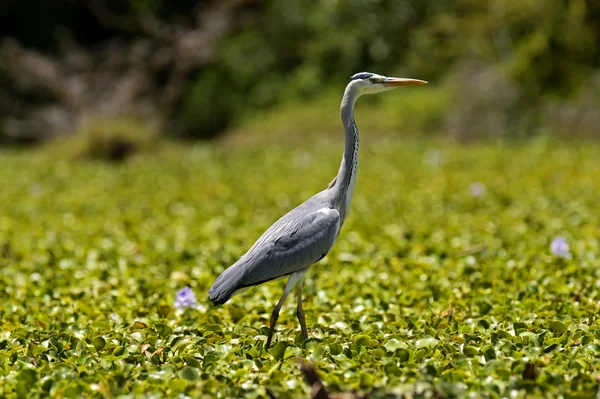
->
(346, 72, 395, 96)
(348, 74, 386, 95)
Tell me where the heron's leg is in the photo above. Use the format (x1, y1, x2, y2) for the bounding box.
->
(265, 271, 304, 349)
(296, 273, 308, 340)
(265, 293, 288, 350)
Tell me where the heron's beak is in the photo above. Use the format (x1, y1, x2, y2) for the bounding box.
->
(383, 77, 428, 87)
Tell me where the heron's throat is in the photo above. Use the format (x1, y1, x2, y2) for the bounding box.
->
(330, 85, 360, 222)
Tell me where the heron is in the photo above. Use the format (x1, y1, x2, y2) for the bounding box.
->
(209, 72, 427, 349)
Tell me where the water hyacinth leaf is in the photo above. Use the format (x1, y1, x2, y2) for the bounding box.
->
(92, 336, 106, 352)
(178, 367, 200, 381)
(360, 372, 374, 388)
(311, 344, 327, 361)
(463, 345, 479, 356)
(49, 337, 63, 352)
(1, 140, 598, 398)
(113, 346, 126, 357)
(570, 359, 589, 372)
(271, 341, 289, 361)
(477, 300, 493, 316)
(202, 351, 221, 366)
(384, 338, 403, 352)
(63, 384, 84, 399)
(416, 337, 439, 349)
(549, 321, 567, 334)
(183, 355, 201, 368)
(204, 324, 224, 332)
(581, 335, 594, 346)
(130, 332, 146, 343)
(482, 346, 496, 361)
(513, 322, 528, 332)
(329, 342, 343, 355)
(364, 349, 380, 362)
(17, 369, 38, 386)
(384, 362, 402, 376)
(555, 332, 569, 345)
(495, 330, 511, 339)
(586, 344, 600, 354)
(41, 378, 55, 393)
(169, 379, 188, 392)
(397, 348, 412, 363)
(543, 344, 558, 353)
(233, 368, 248, 379)
(478, 319, 491, 330)
(130, 321, 148, 330)
(155, 323, 173, 337)
(354, 334, 371, 347)
(157, 305, 172, 318)
(520, 332, 542, 347)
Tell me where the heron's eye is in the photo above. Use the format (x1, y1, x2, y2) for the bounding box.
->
(369, 78, 376, 83)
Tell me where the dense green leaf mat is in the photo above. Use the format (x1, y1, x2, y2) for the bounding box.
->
(0, 139, 599, 398)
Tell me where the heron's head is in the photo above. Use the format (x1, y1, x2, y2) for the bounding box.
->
(349, 72, 427, 95)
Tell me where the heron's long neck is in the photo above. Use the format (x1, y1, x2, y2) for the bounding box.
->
(329, 85, 360, 223)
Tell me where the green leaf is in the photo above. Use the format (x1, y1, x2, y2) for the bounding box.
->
(384, 362, 401, 376)
(384, 338, 403, 352)
(183, 355, 201, 368)
(543, 344, 558, 353)
(416, 337, 439, 349)
(397, 349, 412, 363)
(513, 322, 528, 332)
(63, 384, 84, 399)
(178, 367, 199, 381)
(354, 334, 371, 347)
(477, 300, 493, 316)
(155, 323, 173, 337)
(130, 331, 146, 343)
(482, 345, 496, 361)
(92, 336, 106, 352)
(271, 341, 289, 361)
(113, 346, 126, 357)
(17, 369, 38, 386)
(463, 345, 479, 356)
(2, 138, 598, 397)
(359, 372, 374, 388)
(549, 320, 567, 334)
(329, 342, 343, 355)
(581, 335, 594, 346)
(157, 305, 172, 318)
(203, 351, 221, 366)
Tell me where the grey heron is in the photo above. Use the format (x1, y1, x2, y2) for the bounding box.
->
(209, 72, 427, 349)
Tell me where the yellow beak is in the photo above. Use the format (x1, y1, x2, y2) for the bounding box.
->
(383, 77, 428, 87)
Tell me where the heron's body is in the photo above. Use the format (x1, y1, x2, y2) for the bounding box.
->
(209, 72, 426, 348)
(209, 192, 341, 305)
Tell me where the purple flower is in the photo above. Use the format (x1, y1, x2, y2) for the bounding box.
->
(469, 182, 486, 197)
(174, 286, 197, 310)
(550, 236, 571, 259)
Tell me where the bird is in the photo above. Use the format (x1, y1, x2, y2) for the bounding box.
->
(209, 72, 427, 349)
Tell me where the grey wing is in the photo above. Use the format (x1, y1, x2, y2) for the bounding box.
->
(209, 207, 340, 305)
(242, 207, 341, 284)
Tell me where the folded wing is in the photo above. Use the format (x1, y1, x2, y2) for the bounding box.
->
(209, 207, 340, 305)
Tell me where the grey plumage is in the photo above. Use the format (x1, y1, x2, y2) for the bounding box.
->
(208, 72, 427, 348)
(209, 194, 340, 305)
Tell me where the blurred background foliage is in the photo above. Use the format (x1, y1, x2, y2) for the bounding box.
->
(1, 0, 599, 149)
